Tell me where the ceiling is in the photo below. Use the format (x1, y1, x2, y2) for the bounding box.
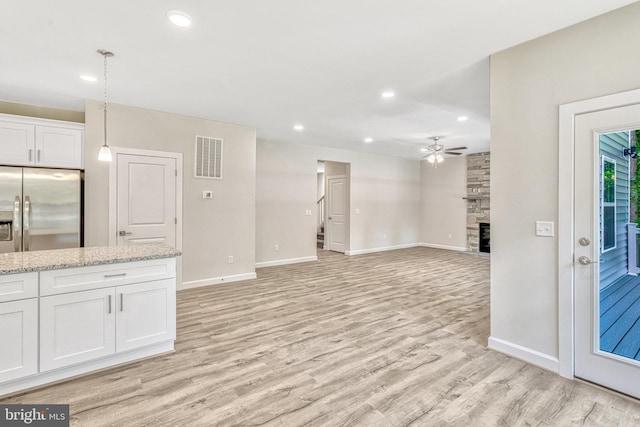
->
(1, 1, 637, 159)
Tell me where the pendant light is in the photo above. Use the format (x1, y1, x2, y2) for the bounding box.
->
(97, 49, 114, 162)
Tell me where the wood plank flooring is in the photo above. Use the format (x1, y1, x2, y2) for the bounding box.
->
(600, 274, 640, 359)
(3, 247, 640, 426)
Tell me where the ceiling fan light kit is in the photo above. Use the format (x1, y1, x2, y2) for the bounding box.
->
(422, 136, 467, 167)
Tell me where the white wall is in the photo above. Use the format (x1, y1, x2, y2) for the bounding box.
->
(420, 156, 467, 250)
(84, 100, 256, 286)
(490, 2, 640, 361)
(256, 139, 421, 264)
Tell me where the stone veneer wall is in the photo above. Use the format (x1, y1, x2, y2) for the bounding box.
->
(466, 153, 490, 251)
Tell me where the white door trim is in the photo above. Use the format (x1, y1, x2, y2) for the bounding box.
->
(108, 147, 183, 251)
(558, 88, 640, 379)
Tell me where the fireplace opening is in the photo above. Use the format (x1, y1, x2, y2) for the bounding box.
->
(479, 223, 490, 253)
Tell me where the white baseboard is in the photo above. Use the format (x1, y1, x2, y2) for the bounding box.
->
(179, 272, 257, 290)
(420, 242, 468, 252)
(488, 336, 559, 373)
(346, 243, 419, 256)
(255, 256, 318, 268)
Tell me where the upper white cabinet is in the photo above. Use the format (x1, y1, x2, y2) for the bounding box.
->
(0, 114, 84, 169)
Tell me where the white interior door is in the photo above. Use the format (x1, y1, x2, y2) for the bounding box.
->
(574, 103, 640, 398)
(116, 153, 177, 247)
(327, 176, 346, 253)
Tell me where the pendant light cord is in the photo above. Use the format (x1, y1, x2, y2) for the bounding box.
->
(103, 52, 108, 147)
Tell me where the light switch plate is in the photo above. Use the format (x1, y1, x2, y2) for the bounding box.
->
(203, 191, 213, 199)
(536, 221, 554, 237)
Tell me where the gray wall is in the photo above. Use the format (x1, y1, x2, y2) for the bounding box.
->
(256, 139, 421, 263)
(490, 2, 640, 358)
(420, 156, 467, 250)
(84, 100, 256, 285)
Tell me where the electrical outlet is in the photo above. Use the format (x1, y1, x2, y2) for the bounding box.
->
(383, 234, 387, 240)
(274, 244, 279, 251)
(203, 191, 213, 199)
(448, 233, 452, 239)
(228, 256, 234, 264)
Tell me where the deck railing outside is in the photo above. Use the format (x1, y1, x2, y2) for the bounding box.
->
(627, 223, 640, 275)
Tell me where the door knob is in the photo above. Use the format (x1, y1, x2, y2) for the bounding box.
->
(578, 256, 597, 265)
(118, 231, 132, 236)
(578, 237, 590, 246)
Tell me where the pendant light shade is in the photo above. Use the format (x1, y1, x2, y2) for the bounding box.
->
(98, 145, 112, 161)
(98, 49, 114, 162)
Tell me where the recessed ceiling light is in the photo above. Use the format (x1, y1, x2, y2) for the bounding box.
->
(381, 91, 395, 99)
(364, 138, 373, 143)
(79, 73, 97, 82)
(294, 124, 304, 131)
(167, 10, 193, 27)
(457, 116, 469, 122)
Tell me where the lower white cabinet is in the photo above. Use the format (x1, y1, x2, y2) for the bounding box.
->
(40, 288, 116, 372)
(116, 279, 176, 353)
(0, 299, 38, 383)
(40, 278, 175, 372)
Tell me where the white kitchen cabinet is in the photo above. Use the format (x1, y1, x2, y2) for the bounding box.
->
(0, 298, 38, 383)
(0, 121, 35, 166)
(35, 126, 83, 168)
(39, 259, 176, 372)
(40, 288, 116, 372)
(116, 279, 176, 353)
(0, 114, 84, 169)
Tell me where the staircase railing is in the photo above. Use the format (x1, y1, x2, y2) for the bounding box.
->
(317, 196, 325, 232)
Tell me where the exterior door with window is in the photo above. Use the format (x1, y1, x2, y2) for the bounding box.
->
(574, 103, 640, 398)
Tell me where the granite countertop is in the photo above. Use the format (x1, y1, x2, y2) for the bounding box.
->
(0, 244, 181, 275)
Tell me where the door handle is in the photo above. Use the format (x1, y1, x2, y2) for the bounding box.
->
(120, 293, 124, 312)
(37, 149, 41, 162)
(119, 230, 133, 236)
(13, 196, 20, 252)
(578, 256, 598, 265)
(108, 295, 112, 314)
(328, 216, 332, 220)
(23, 196, 31, 251)
(28, 149, 33, 162)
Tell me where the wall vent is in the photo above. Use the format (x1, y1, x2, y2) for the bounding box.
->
(194, 136, 223, 179)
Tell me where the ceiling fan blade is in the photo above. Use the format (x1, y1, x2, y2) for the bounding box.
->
(445, 146, 467, 151)
(444, 151, 463, 155)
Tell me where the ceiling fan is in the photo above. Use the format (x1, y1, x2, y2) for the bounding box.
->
(422, 137, 467, 166)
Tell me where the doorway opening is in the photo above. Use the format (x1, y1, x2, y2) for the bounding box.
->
(316, 160, 350, 254)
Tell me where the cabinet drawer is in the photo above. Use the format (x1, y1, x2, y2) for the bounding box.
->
(40, 258, 176, 296)
(0, 272, 38, 303)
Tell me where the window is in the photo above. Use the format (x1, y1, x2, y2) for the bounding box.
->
(601, 156, 616, 252)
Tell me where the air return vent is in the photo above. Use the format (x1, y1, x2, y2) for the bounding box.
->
(194, 135, 223, 179)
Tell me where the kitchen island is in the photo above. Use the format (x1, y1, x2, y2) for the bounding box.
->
(0, 243, 180, 396)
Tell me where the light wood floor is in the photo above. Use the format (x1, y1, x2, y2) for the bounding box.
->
(3, 247, 640, 426)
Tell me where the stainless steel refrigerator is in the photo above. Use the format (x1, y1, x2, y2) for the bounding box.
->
(0, 166, 82, 253)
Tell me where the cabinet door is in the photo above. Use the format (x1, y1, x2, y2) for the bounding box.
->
(35, 126, 83, 169)
(0, 122, 35, 166)
(0, 299, 38, 383)
(116, 279, 176, 353)
(40, 288, 115, 372)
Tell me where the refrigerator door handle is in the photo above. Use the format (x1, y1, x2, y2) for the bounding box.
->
(13, 196, 21, 252)
(23, 195, 30, 252)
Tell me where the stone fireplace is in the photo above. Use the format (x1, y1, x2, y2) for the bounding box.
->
(466, 153, 490, 252)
